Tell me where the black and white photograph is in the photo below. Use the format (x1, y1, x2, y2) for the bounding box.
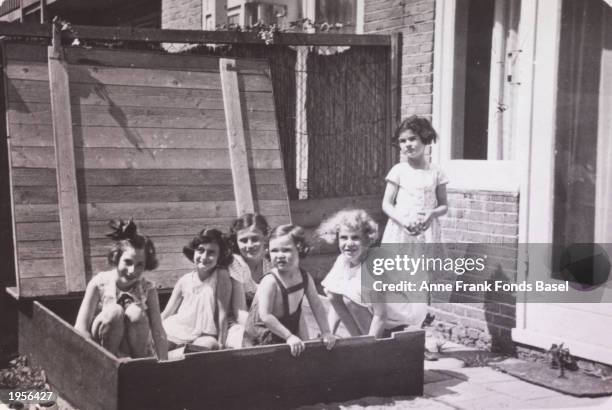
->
(0, 0, 611, 409)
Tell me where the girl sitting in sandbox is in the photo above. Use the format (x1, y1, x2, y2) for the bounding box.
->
(74, 219, 168, 360)
(243, 224, 337, 356)
(162, 228, 232, 351)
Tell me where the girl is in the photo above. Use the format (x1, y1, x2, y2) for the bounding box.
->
(317, 209, 388, 337)
(381, 115, 448, 244)
(380, 115, 448, 345)
(228, 213, 272, 313)
(74, 219, 168, 360)
(161, 229, 232, 351)
(244, 224, 337, 356)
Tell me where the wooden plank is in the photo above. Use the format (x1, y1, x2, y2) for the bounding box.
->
(220, 58, 255, 215)
(48, 36, 86, 293)
(15, 214, 291, 241)
(2, 43, 221, 71)
(7, 62, 222, 89)
(7, 80, 276, 112)
(0, 22, 392, 46)
(8, 102, 277, 130)
(13, 183, 287, 204)
(9, 125, 279, 149)
(18, 252, 196, 278)
(17, 301, 119, 409)
(12, 168, 285, 187)
(11, 147, 282, 169)
(118, 330, 423, 409)
(14, 198, 289, 223)
(18, 276, 66, 296)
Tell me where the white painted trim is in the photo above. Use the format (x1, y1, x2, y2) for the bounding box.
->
(512, 0, 563, 345)
(487, 0, 507, 160)
(445, 160, 520, 192)
(513, 327, 612, 366)
(355, 0, 364, 34)
(432, 0, 456, 165)
(514, 0, 539, 334)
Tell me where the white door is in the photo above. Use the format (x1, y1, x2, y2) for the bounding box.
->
(514, 0, 612, 365)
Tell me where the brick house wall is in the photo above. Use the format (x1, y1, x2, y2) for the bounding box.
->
(364, 0, 519, 354)
(364, 0, 435, 118)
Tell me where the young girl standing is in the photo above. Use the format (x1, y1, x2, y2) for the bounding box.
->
(382, 115, 448, 243)
(162, 229, 232, 351)
(244, 224, 337, 356)
(74, 219, 168, 360)
(381, 115, 448, 334)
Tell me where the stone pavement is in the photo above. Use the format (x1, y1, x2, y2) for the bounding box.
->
(298, 346, 612, 410)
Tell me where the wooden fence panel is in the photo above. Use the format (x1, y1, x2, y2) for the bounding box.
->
(3, 42, 291, 297)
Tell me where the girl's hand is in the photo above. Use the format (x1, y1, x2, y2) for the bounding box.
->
(321, 332, 338, 350)
(417, 211, 434, 231)
(286, 334, 305, 357)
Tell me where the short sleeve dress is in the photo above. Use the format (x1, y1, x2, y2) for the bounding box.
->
(381, 162, 449, 244)
(227, 255, 273, 307)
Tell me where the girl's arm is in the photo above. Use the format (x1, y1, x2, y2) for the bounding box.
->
(367, 303, 388, 338)
(216, 270, 233, 348)
(74, 278, 100, 338)
(161, 280, 183, 320)
(328, 292, 362, 336)
(382, 182, 412, 227)
(146, 288, 169, 360)
(230, 278, 248, 325)
(305, 274, 337, 349)
(257, 276, 291, 338)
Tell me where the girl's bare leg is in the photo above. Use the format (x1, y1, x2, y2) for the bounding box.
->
(91, 304, 125, 356)
(124, 304, 151, 358)
(345, 299, 374, 335)
(328, 293, 362, 336)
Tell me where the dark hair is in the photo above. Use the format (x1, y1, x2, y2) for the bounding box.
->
(183, 228, 234, 268)
(106, 219, 158, 270)
(268, 224, 310, 259)
(392, 115, 438, 145)
(229, 213, 270, 254)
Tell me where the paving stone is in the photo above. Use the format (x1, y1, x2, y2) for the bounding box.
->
(485, 380, 562, 400)
(425, 357, 465, 370)
(519, 394, 612, 409)
(435, 367, 518, 384)
(424, 378, 496, 403)
(424, 370, 456, 384)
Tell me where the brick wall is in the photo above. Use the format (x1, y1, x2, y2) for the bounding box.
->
(364, 0, 435, 118)
(432, 189, 520, 353)
(162, 0, 203, 30)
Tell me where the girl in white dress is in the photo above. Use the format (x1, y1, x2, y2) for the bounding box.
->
(380, 116, 448, 333)
(161, 229, 232, 351)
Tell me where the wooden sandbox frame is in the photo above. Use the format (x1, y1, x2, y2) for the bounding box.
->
(2, 22, 423, 410)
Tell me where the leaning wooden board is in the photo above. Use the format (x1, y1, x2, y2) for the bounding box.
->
(15, 295, 424, 410)
(2, 41, 291, 297)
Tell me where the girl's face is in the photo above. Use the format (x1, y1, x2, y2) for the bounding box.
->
(268, 234, 300, 273)
(117, 246, 146, 286)
(193, 242, 220, 275)
(398, 129, 426, 160)
(338, 226, 368, 265)
(236, 226, 266, 264)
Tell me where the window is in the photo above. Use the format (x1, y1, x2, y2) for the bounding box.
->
(436, 0, 521, 161)
(433, 0, 522, 190)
